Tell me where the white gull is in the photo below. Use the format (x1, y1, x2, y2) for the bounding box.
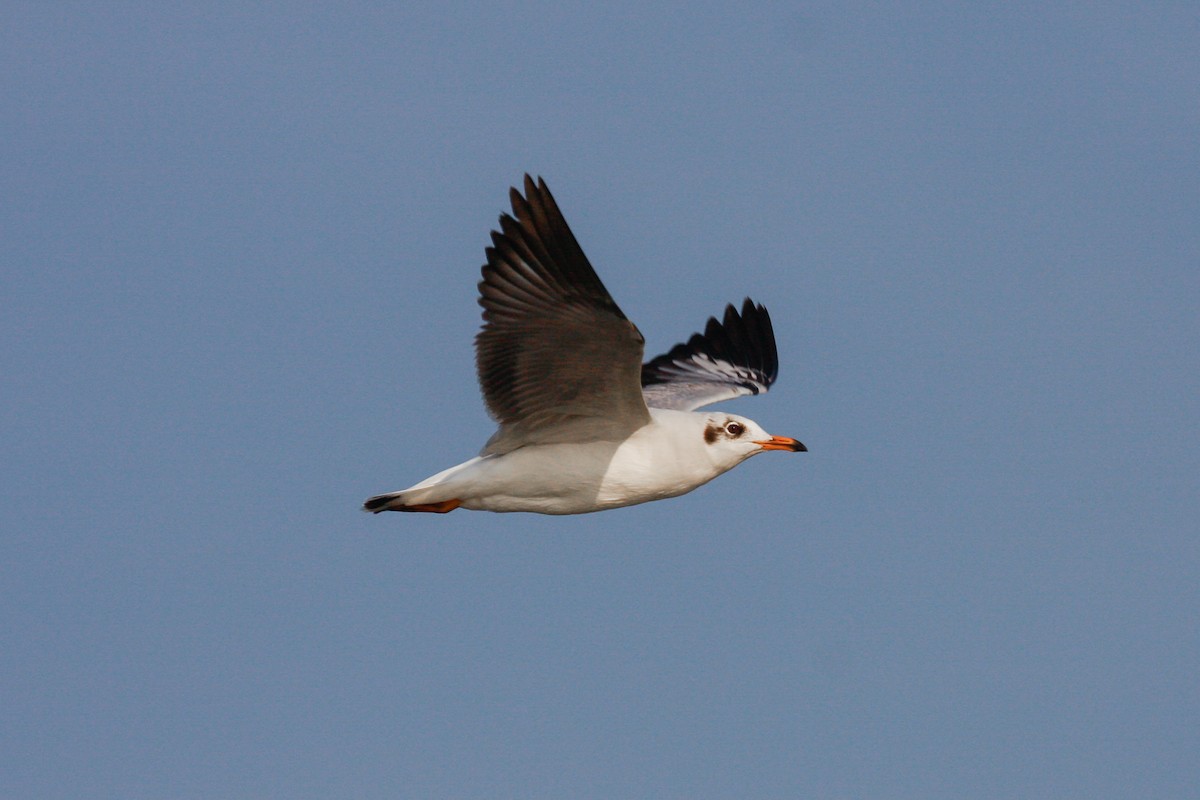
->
(364, 176, 805, 515)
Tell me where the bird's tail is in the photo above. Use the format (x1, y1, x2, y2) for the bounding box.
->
(363, 457, 484, 514)
(362, 491, 462, 514)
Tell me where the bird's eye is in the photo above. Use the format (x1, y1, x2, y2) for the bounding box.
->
(725, 421, 745, 437)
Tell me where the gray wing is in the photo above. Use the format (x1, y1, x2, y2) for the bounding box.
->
(640, 299, 779, 411)
(476, 175, 651, 454)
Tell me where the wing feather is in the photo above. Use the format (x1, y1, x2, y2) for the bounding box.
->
(640, 299, 780, 411)
(476, 176, 650, 454)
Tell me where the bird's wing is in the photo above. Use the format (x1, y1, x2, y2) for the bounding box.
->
(640, 299, 780, 411)
(476, 175, 651, 455)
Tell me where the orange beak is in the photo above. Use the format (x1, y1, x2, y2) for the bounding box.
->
(754, 435, 807, 452)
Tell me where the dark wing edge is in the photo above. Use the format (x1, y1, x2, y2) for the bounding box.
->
(475, 175, 649, 448)
(640, 298, 780, 411)
(479, 175, 631, 330)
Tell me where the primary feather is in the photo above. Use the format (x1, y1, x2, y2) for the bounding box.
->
(641, 299, 779, 411)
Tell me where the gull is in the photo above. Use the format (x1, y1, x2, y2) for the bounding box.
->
(363, 176, 805, 515)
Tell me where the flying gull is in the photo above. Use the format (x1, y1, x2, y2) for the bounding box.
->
(364, 176, 805, 515)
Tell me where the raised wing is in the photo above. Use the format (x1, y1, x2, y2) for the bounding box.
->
(476, 175, 651, 454)
(640, 298, 779, 411)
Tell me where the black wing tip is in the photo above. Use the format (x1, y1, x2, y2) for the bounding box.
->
(512, 174, 550, 207)
(481, 174, 626, 322)
(737, 297, 778, 385)
(640, 297, 780, 389)
(503, 175, 547, 229)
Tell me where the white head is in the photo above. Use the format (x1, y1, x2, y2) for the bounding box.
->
(699, 412, 806, 471)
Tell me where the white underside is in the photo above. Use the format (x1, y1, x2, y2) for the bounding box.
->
(395, 408, 759, 514)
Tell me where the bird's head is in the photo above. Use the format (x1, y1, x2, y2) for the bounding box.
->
(699, 412, 806, 469)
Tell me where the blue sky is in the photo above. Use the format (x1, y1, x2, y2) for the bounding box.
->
(3, 4, 1197, 798)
